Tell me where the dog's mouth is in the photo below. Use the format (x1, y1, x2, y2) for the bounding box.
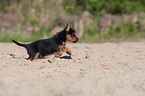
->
(73, 41, 77, 43)
(72, 38, 79, 43)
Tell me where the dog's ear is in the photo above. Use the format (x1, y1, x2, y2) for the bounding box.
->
(65, 22, 71, 32)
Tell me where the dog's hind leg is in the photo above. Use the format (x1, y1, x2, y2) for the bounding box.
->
(33, 52, 40, 60)
(30, 52, 40, 61)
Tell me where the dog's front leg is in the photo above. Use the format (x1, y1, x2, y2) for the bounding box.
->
(64, 47, 71, 56)
(55, 50, 63, 58)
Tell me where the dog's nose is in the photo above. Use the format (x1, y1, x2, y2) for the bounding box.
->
(76, 37, 79, 41)
(73, 37, 79, 43)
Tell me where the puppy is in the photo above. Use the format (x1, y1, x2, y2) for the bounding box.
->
(12, 22, 79, 61)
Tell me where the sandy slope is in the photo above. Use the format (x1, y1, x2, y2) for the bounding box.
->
(0, 42, 145, 96)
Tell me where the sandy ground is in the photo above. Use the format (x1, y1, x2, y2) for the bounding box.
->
(0, 42, 145, 96)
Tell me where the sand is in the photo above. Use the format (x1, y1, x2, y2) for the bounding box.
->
(0, 42, 145, 96)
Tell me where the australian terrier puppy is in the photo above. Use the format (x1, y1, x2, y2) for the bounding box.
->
(12, 22, 79, 61)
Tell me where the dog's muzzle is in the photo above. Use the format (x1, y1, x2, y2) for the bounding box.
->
(73, 37, 79, 43)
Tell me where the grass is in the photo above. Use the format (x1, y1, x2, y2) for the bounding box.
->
(80, 31, 145, 43)
(0, 29, 51, 42)
(0, 28, 145, 43)
(1, 31, 145, 43)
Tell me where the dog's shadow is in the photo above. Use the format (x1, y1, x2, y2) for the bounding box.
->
(10, 54, 72, 60)
(60, 55, 72, 59)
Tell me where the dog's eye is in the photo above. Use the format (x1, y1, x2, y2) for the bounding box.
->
(72, 34, 75, 37)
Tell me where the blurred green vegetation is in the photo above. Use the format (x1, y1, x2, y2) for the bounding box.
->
(0, 0, 145, 42)
(63, 0, 145, 15)
(0, 29, 50, 42)
(63, 0, 145, 42)
(80, 23, 145, 43)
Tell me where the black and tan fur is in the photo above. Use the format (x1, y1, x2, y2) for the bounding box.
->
(12, 23, 79, 61)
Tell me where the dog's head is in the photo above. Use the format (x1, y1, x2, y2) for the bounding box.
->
(64, 22, 79, 43)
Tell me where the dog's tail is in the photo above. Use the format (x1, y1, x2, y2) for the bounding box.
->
(12, 40, 27, 48)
